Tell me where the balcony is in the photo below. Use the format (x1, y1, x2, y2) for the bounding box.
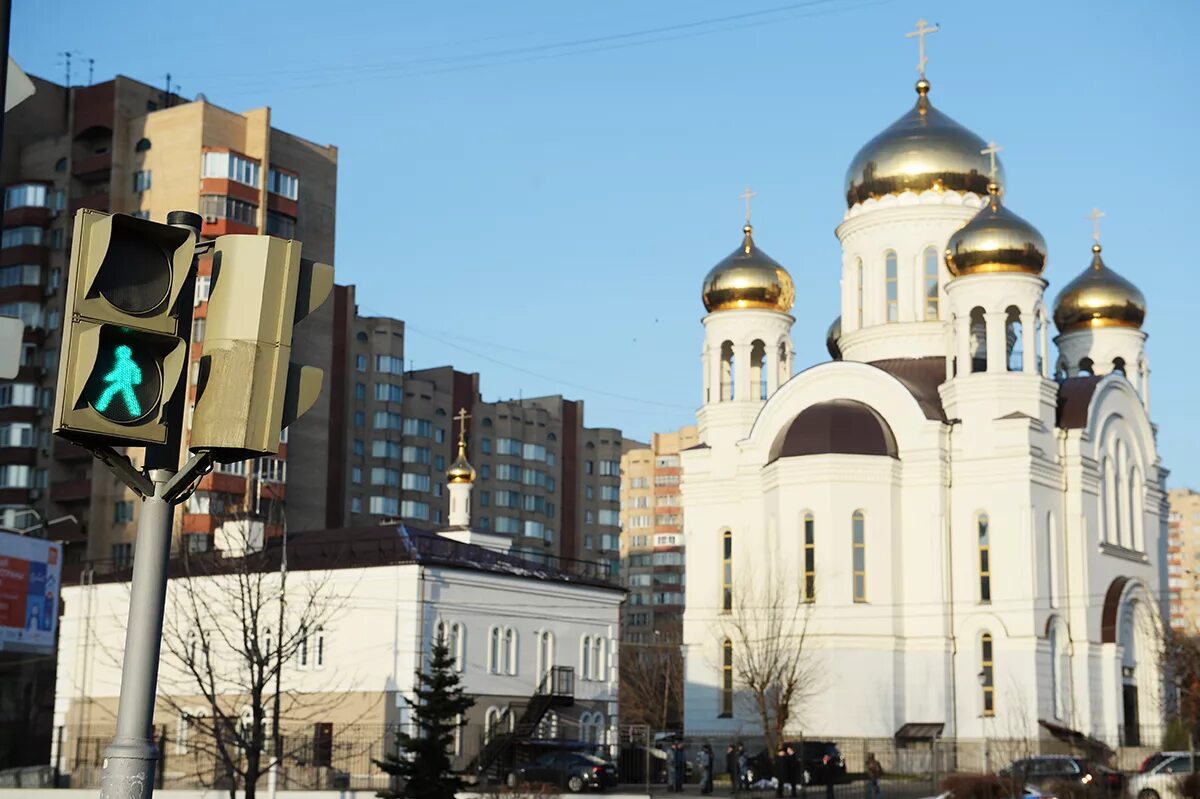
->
(70, 193, 110, 214)
(51, 477, 92, 504)
(72, 151, 112, 181)
(2, 206, 51, 228)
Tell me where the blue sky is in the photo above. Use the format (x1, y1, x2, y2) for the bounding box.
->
(17, 0, 1199, 486)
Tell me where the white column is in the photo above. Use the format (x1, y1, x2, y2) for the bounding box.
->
(448, 482, 472, 527)
(701, 346, 711, 405)
(985, 311, 1007, 373)
(1021, 312, 1037, 374)
(709, 341, 723, 403)
(956, 315, 971, 376)
(766, 347, 779, 397)
(734, 342, 752, 402)
(1039, 312, 1050, 377)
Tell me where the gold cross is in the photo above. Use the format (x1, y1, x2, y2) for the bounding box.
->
(980, 141, 1003, 182)
(739, 186, 756, 224)
(906, 19, 940, 77)
(454, 407, 470, 448)
(1087, 208, 1106, 242)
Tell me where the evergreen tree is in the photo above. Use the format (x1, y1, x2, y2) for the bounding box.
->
(376, 634, 476, 799)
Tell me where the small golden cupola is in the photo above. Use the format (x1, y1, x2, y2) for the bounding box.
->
(944, 182, 1048, 277)
(1053, 242, 1146, 333)
(446, 407, 476, 485)
(701, 222, 795, 314)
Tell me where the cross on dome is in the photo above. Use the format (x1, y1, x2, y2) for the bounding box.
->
(906, 19, 940, 78)
(981, 141, 1004, 183)
(454, 407, 470, 448)
(1088, 208, 1107, 243)
(739, 186, 757, 225)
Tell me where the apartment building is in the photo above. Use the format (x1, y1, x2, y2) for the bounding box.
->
(1168, 487, 1200, 632)
(619, 425, 698, 644)
(0, 73, 337, 565)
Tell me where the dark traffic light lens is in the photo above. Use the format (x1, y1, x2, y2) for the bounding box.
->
(93, 234, 173, 316)
(83, 330, 163, 424)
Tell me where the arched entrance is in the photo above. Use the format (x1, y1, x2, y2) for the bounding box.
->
(1103, 578, 1163, 745)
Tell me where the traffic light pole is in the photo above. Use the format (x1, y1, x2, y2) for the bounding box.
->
(99, 212, 205, 799)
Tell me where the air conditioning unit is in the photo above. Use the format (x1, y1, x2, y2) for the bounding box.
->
(204, 215, 218, 224)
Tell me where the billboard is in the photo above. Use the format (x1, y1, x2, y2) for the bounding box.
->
(0, 530, 62, 653)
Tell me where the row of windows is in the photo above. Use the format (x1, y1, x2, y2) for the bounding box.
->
(266, 210, 296, 239)
(267, 168, 300, 200)
(853, 247, 941, 326)
(4, 183, 64, 211)
(0, 264, 42, 288)
(200, 194, 257, 225)
(202, 151, 261, 187)
(0, 465, 47, 489)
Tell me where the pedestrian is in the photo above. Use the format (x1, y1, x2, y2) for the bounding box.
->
(737, 745, 750, 790)
(786, 745, 799, 798)
(699, 742, 714, 794)
(865, 753, 883, 799)
(726, 744, 739, 794)
(822, 754, 836, 799)
(674, 743, 687, 792)
(667, 742, 677, 791)
(774, 746, 790, 798)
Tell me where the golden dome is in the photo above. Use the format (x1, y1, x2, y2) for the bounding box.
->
(845, 80, 1000, 208)
(701, 224, 795, 313)
(826, 315, 843, 360)
(944, 186, 1047, 276)
(446, 443, 476, 484)
(1053, 243, 1146, 333)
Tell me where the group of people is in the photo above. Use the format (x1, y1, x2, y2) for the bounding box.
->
(662, 741, 884, 799)
(665, 741, 717, 793)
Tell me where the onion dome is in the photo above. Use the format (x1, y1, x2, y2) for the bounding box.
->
(845, 80, 1000, 208)
(701, 224, 795, 313)
(1053, 243, 1146, 333)
(944, 185, 1047, 276)
(446, 442, 476, 484)
(826, 315, 843, 360)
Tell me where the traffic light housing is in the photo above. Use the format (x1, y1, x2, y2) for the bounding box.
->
(53, 210, 194, 446)
(188, 235, 332, 461)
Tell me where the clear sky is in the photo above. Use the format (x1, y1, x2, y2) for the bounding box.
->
(16, 0, 1199, 486)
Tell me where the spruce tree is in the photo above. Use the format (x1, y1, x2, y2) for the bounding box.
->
(376, 635, 476, 799)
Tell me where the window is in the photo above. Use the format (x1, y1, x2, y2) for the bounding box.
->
(522, 443, 547, 461)
(113, 500, 134, 524)
(0, 423, 34, 448)
(135, 137, 151, 152)
(355, 382, 366, 400)
(580, 635, 592, 680)
(265, 210, 296, 238)
(194, 274, 211, 303)
(852, 511, 866, 602)
(4, 184, 47, 209)
(353, 439, 365, 456)
(202, 151, 260, 186)
(132, 170, 152, 192)
(481, 437, 492, 454)
(351, 496, 362, 513)
(112, 543, 133, 569)
(200, 194, 257, 225)
(980, 633, 995, 716)
(978, 513, 991, 603)
(885, 251, 898, 322)
(267, 168, 300, 200)
(1, 227, 43, 248)
(191, 317, 205, 343)
(401, 500, 430, 520)
(585, 460, 594, 475)
(372, 440, 401, 459)
(375, 382, 403, 403)
(402, 446, 430, 465)
(0, 264, 40, 288)
(369, 495, 399, 516)
(489, 627, 502, 674)
(356, 355, 367, 372)
(495, 463, 521, 482)
(494, 516, 521, 534)
(351, 466, 362, 485)
(722, 531, 733, 612)
(599, 460, 620, 476)
(402, 472, 430, 492)
(598, 509, 620, 526)
(374, 411, 402, 430)
(600, 485, 620, 502)
(0, 384, 37, 408)
(371, 467, 400, 487)
(505, 627, 518, 675)
(354, 411, 365, 428)
(376, 354, 404, 374)
(0, 301, 40, 328)
(720, 638, 734, 717)
(923, 246, 940, 319)
(402, 417, 432, 437)
(803, 513, 816, 602)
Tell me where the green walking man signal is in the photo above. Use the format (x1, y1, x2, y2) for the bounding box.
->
(93, 344, 144, 417)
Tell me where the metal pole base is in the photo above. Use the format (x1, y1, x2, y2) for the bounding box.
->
(99, 740, 157, 799)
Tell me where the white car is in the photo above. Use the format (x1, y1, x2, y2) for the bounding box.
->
(1129, 753, 1198, 799)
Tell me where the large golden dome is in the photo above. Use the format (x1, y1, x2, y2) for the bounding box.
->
(845, 80, 1000, 208)
(945, 186, 1047, 276)
(701, 224, 795, 313)
(1053, 243, 1146, 333)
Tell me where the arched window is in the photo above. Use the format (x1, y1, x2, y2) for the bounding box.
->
(482, 417, 493, 427)
(580, 635, 592, 680)
(980, 633, 995, 716)
(803, 513, 816, 602)
(720, 341, 735, 401)
(1079, 357, 1094, 376)
(751, 339, 767, 400)
(505, 627, 518, 675)
(720, 638, 734, 717)
(1102, 456, 1116, 545)
(1113, 357, 1126, 375)
(1005, 306, 1022, 372)
(1035, 311, 1045, 375)
(856, 258, 865, 327)
(315, 626, 325, 668)
(923, 246, 940, 319)
(449, 622, 465, 672)
(978, 514, 991, 603)
(135, 137, 152, 152)
(722, 531, 733, 612)
(435, 619, 447, 645)
(1131, 467, 1145, 552)
(969, 307, 987, 373)
(489, 627, 502, 674)
(1048, 620, 1065, 720)
(852, 511, 866, 602)
(485, 706, 502, 741)
(885, 251, 898, 322)
(1116, 441, 1129, 548)
(298, 625, 309, 668)
(777, 341, 788, 387)
(536, 630, 555, 685)
(595, 637, 607, 681)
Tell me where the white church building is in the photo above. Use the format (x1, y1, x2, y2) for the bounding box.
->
(680, 53, 1166, 746)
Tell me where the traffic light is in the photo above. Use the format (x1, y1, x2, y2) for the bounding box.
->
(188, 234, 332, 461)
(53, 210, 194, 446)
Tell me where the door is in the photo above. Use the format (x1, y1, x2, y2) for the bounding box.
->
(1123, 684, 1141, 746)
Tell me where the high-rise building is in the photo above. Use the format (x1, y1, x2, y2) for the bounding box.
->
(619, 425, 697, 644)
(1168, 488, 1200, 632)
(0, 73, 337, 566)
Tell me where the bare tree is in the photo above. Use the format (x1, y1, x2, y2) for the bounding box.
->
(722, 567, 821, 755)
(619, 636, 683, 730)
(158, 514, 344, 799)
(1162, 630, 1200, 756)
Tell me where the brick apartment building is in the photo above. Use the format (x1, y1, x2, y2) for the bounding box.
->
(1168, 487, 1200, 631)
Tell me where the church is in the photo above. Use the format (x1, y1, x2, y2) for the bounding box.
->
(680, 26, 1166, 747)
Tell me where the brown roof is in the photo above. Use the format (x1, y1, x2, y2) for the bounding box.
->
(868, 357, 948, 421)
(770, 399, 899, 461)
(1057, 375, 1102, 429)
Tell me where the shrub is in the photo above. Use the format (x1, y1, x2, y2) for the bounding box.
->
(1179, 772, 1200, 799)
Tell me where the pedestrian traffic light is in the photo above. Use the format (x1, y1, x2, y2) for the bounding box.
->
(53, 210, 194, 446)
(188, 234, 332, 460)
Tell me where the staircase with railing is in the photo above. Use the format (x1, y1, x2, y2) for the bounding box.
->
(471, 666, 575, 782)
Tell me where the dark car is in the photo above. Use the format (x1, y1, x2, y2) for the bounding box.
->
(999, 756, 1124, 795)
(747, 741, 848, 786)
(508, 752, 619, 792)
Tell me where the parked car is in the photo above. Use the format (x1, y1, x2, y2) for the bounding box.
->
(507, 751, 619, 792)
(998, 756, 1123, 795)
(1129, 752, 1198, 799)
(746, 741, 848, 786)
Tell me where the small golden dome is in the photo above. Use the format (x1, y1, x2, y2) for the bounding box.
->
(826, 315, 843, 360)
(944, 186, 1047, 276)
(845, 80, 999, 208)
(1053, 243, 1146, 333)
(701, 224, 795, 313)
(446, 444, 476, 484)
